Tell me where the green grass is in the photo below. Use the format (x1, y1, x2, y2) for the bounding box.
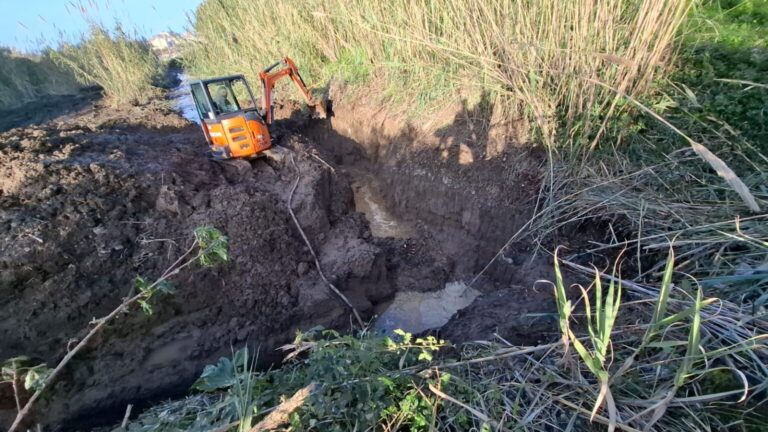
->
(52, 24, 162, 106)
(151, 3, 768, 430)
(676, 0, 768, 146)
(2, 1, 763, 430)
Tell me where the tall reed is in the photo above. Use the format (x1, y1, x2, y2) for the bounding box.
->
(53, 24, 161, 105)
(0, 48, 80, 110)
(187, 0, 692, 147)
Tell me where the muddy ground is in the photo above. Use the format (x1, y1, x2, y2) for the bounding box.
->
(1, 88, 564, 430)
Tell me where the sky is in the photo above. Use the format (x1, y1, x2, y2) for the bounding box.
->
(2, 0, 204, 52)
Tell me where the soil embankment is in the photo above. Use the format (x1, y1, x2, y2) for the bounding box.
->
(0, 96, 443, 429)
(1, 87, 563, 429)
(304, 91, 559, 343)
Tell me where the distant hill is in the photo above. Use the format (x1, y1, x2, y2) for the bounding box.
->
(148, 32, 191, 59)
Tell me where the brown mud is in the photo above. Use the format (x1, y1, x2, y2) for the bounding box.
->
(1, 87, 566, 430)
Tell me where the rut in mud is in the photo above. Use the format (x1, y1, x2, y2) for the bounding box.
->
(1, 88, 563, 429)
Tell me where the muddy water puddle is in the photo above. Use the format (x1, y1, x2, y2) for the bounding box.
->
(351, 176, 415, 239)
(374, 282, 480, 334)
(348, 174, 478, 334)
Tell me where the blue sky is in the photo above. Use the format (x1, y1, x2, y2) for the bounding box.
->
(2, 0, 203, 52)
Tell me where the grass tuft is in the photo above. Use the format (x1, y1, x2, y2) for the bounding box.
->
(0, 48, 80, 110)
(122, 250, 768, 431)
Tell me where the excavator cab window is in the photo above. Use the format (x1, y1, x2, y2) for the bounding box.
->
(206, 78, 257, 116)
(190, 82, 214, 120)
(190, 76, 260, 123)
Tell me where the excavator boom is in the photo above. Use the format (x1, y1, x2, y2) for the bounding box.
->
(259, 57, 327, 124)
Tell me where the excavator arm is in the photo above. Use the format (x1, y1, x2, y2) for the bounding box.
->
(258, 56, 326, 125)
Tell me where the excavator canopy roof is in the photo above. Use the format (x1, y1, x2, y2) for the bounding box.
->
(189, 74, 249, 86)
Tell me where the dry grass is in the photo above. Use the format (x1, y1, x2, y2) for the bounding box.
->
(186, 0, 692, 148)
(52, 24, 161, 105)
(529, 121, 768, 306)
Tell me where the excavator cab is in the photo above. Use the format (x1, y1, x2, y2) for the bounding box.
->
(190, 57, 326, 160)
(190, 75, 271, 159)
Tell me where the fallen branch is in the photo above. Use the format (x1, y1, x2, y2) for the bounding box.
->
(249, 383, 317, 431)
(306, 149, 336, 173)
(288, 155, 364, 328)
(120, 404, 133, 428)
(8, 229, 227, 432)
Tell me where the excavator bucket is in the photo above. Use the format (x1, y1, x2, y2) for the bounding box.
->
(260, 57, 329, 123)
(309, 94, 329, 119)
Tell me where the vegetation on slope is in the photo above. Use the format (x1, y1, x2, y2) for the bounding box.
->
(0, 22, 164, 110)
(0, 48, 80, 110)
(2, 0, 766, 430)
(679, 0, 768, 146)
(121, 250, 767, 431)
(185, 0, 691, 147)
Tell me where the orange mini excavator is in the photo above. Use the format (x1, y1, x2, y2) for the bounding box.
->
(189, 57, 325, 159)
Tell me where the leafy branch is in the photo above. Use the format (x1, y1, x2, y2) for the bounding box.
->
(7, 226, 228, 432)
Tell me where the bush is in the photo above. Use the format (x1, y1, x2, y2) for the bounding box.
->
(53, 24, 162, 105)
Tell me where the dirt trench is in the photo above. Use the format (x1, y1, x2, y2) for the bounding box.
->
(302, 93, 561, 343)
(0, 89, 562, 430)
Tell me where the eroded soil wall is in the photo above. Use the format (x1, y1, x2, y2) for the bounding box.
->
(0, 100, 437, 429)
(304, 94, 561, 344)
(307, 96, 553, 284)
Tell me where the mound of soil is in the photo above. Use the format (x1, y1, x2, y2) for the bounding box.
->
(0, 98, 439, 429)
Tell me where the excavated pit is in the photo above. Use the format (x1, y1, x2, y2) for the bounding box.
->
(0, 88, 563, 430)
(301, 95, 561, 342)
